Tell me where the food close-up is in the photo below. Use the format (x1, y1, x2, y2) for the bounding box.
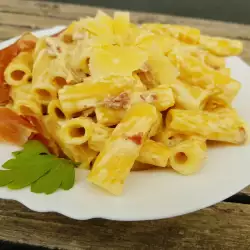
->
(0, 11, 248, 197)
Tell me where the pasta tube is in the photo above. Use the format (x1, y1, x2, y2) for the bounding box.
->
(77, 144, 98, 169)
(167, 109, 248, 144)
(205, 79, 241, 110)
(96, 85, 174, 126)
(131, 161, 156, 171)
(141, 24, 200, 44)
(10, 84, 42, 116)
(59, 117, 94, 145)
(154, 129, 188, 147)
(87, 123, 168, 167)
(131, 85, 175, 112)
(170, 137, 207, 175)
(88, 125, 169, 167)
(33, 37, 47, 61)
(137, 140, 170, 167)
(33, 72, 58, 104)
(149, 111, 162, 137)
(58, 77, 134, 115)
(171, 80, 211, 110)
(88, 103, 159, 195)
(48, 56, 75, 87)
(43, 116, 96, 164)
(169, 49, 231, 89)
(48, 100, 67, 121)
(166, 24, 200, 44)
(32, 50, 57, 103)
(67, 40, 91, 76)
(199, 35, 243, 56)
(96, 102, 162, 137)
(204, 53, 226, 70)
(217, 79, 241, 104)
(82, 108, 95, 118)
(88, 123, 113, 152)
(95, 106, 124, 126)
(71, 144, 97, 165)
(4, 52, 33, 86)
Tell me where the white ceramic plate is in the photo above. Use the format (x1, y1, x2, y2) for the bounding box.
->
(0, 27, 250, 221)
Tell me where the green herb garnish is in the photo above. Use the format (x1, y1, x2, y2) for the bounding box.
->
(0, 140, 76, 194)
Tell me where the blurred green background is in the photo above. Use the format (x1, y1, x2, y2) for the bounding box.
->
(47, 0, 250, 24)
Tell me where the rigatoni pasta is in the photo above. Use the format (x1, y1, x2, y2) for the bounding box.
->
(33, 37, 47, 61)
(59, 117, 94, 145)
(166, 109, 247, 144)
(131, 85, 175, 111)
(88, 123, 113, 152)
(95, 85, 174, 126)
(58, 77, 134, 116)
(171, 80, 211, 110)
(32, 50, 57, 103)
(95, 106, 124, 126)
(199, 35, 243, 57)
(48, 100, 67, 121)
(137, 140, 170, 167)
(10, 84, 42, 116)
(4, 51, 33, 86)
(205, 79, 241, 111)
(88, 103, 159, 195)
(169, 137, 207, 175)
(77, 144, 98, 169)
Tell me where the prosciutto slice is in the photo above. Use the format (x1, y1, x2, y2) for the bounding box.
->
(26, 116, 61, 156)
(0, 108, 35, 145)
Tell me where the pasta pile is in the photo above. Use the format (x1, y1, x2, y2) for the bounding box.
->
(4, 11, 248, 195)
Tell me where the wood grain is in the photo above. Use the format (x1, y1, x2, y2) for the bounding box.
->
(0, 0, 250, 39)
(241, 41, 250, 64)
(0, 1, 249, 248)
(0, 199, 249, 250)
(37, 0, 250, 25)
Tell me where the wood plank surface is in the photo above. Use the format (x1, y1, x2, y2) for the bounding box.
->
(43, 0, 250, 25)
(0, 1, 249, 249)
(0, 199, 249, 250)
(0, 0, 250, 39)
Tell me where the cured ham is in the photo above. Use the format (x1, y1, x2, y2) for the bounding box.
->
(0, 85, 10, 105)
(0, 108, 35, 145)
(0, 108, 60, 154)
(26, 115, 61, 156)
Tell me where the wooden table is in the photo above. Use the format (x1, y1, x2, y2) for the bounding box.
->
(0, 0, 250, 249)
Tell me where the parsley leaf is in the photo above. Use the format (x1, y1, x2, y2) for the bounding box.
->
(31, 158, 75, 194)
(0, 140, 76, 194)
(11, 140, 49, 158)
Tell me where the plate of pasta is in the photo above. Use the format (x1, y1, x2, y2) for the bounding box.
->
(0, 11, 249, 221)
